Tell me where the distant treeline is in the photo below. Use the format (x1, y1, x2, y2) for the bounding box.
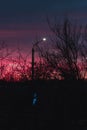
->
(0, 18, 87, 81)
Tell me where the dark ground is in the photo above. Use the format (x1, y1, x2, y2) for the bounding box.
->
(0, 80, 86, 129)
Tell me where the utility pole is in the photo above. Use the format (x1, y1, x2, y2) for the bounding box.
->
(32, 47, 35, 81)
(31, 38, 46, 81)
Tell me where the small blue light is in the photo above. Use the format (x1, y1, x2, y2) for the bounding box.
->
(32, 92, 37, 105)
(33, 98, 37, 105)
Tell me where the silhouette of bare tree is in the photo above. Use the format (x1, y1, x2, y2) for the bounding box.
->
(38, 19, 87, 80)
(0, 41, 14, 80)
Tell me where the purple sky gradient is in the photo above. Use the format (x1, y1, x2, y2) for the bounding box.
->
(0, 0, 87, 54)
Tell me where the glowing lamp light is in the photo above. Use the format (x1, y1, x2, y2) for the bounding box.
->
(42, 37, 46, 41)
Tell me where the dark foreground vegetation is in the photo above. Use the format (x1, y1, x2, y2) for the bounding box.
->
(0, 80, 86, 129)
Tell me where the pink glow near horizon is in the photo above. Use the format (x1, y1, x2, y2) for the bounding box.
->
(0, 47, 42, 81)
(0, 56, 86, 81)
(0, 59, 31, 81)
(0, 22, 86, 81)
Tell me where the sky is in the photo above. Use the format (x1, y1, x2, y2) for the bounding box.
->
(0, 0, 87, 53)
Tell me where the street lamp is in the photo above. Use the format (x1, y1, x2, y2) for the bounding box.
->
(32, 38, 46, 80)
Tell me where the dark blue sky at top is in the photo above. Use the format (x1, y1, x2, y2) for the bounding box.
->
(0, 0, 87, 52)
(0, 0, 87, 24)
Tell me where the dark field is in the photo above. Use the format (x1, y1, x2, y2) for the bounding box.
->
(0, 80, 86, 129)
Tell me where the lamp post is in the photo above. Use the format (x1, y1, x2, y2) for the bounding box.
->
(32, 38, 46, 80)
